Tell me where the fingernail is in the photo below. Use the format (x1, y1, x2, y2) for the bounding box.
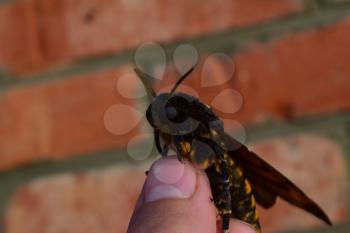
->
(230, 219, 259, 233)
(143, 156, 196, 203)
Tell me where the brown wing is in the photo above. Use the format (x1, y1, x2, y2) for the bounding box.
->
(220, 132, 332, 226)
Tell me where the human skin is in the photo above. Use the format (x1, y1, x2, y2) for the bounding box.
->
(127, 156, 257, 233)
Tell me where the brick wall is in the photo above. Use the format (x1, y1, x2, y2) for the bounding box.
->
(0, 1, 349, 233)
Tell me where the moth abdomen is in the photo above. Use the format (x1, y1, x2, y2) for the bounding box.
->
(228, 163, 261, 232)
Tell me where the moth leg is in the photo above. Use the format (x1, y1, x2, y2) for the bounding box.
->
(145, 145, 168, 176)
(154, 129, 170, 157)
(147, 131, 168, 175)
(154, 129, 163, 154)
(161, 145, 169, 157)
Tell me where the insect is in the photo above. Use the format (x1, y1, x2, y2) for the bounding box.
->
(134, 66, 332, 233)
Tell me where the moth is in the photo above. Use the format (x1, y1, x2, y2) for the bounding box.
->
(134, 66, 332, 233)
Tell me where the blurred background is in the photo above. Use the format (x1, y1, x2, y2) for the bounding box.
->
(0, 0, 349, 233)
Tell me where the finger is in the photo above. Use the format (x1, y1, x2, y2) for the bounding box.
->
(217, 219, 258, 233)
(127, 156, 217, 233)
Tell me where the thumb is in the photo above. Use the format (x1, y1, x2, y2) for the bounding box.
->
(127, 156, 217, 233)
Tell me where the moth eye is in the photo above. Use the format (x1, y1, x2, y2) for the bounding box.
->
(165, 106, 178, 120)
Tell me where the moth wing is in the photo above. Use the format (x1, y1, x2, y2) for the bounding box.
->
(220, 132, 332, 225)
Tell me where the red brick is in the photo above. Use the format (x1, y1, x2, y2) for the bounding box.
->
(5, 134, 347, 233)
(0, 66, 144, 171)
(3, 13, 348, 180)
(158, 19, 350, 124)
(231, 19, 350, 123)
(0, 0, 68, 74)
(5, 166, 146, 233)
(63, 0, 303, 58)
(0, 0, 303, 74)
(0, 2, 40, 73)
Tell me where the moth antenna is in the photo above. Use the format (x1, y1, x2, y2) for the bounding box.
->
(134, 67, 157, 101)
(170, 65, 195, 95)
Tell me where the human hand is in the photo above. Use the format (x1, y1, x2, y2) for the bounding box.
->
(127, 156, 256, 233)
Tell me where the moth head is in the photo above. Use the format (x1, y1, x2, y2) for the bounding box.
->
(134, 66, 197, 135)
(146, 93, 192, 129)
(135, 67, 194, 129)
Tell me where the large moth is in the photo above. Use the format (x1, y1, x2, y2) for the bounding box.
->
(134, 66, 332, 233)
